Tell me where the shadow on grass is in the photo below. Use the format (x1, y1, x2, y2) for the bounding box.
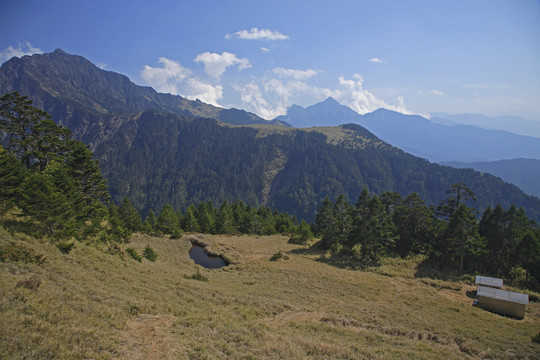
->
(289, 240, 382, 270)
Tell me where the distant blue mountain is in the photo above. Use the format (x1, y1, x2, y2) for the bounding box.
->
(430, 113, 540, 139)
(276, 98, 540, 163)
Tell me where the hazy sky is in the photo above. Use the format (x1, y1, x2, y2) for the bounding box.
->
(1, 0, 539, 119)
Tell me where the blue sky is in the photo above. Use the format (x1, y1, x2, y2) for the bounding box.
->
(1, 0, 539, 120)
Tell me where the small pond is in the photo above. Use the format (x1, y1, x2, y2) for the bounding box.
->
(189, 244, 228, 269)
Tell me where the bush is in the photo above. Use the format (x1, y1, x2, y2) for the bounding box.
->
(142, 244, 157, 262)
(270, 251, 289, 261)
(57, 239, 75, 254)
(533, 331, 540, 344)
(184, 270, 208, 282)
(126, 247, 142, 262)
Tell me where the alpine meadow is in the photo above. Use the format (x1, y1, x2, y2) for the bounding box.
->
(1, 1, 540, 358)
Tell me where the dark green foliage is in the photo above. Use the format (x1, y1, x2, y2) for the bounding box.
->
(0, 146, 26, 213)
(290, 220, 313, 244)
(92, 110, 540, 224)
(270, 251, 289, 261)
(125, 247, 142, 262)
(118, 197, 143, 232)
(1, 93, 111, 241)
(142, 244, 158, 262)
(313, 184, 540, 290)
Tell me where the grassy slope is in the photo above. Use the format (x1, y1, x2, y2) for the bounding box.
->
(1, 229, 539, 359)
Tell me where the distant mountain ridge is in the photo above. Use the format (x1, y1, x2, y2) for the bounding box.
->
(0, 49, 287, 147)
(276, 98, 540, 163)
(430, 112, 540, 139)
(1, 49, 539, 222)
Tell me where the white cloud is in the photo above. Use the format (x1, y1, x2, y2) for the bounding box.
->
(141, 57, 223, 106)
(232, 71, 413, 119)
(368, 57, 385, 63)
(194, 52, 251, 79)
(0, 42, 42, 63)
(272, 67, 318, 80)
(330, 74, 411, 115)
(226, 27, 290, 41)
(233, 82, 280, 119)
(430, 90, 443, 96)
(261, 47, 271, 53)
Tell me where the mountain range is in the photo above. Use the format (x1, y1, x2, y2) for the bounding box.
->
(1, 49, 539, 222)
(430, 112, 540, 139)
(276, 98, 540, 163)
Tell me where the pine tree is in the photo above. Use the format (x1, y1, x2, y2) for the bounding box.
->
(156, 203, 179, 235)
(0, 146, 26, 214)
(142, 244, 158, 262)
(119, 197, 143, 232)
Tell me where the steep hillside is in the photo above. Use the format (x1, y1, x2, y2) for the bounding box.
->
(1, 229, 538, 359)
(0, 49, 286, 147)
(443, 159, 540, 199)
(93, 111, 540, 222)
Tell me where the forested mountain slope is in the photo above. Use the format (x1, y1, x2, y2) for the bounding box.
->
(444, 158, 540, 199)
(1, 50, 539, 222)
(0, 49, 286, 148)
(94, 111, 540, 222)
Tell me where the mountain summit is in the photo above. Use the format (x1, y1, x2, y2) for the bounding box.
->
(276, 98, 540, 163)
(0, 49, 287, 147)
(276, 97, 360, 128)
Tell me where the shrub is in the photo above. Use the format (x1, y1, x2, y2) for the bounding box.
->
(57, 239, 75, 254)
(270, 251, 289, 261)
(533, 331, 540, 344)
(142, 244, 157, 262)
(125, 247, 142, 262)
(184, 270, 208, 281)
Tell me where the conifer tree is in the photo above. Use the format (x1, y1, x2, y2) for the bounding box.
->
(118, 197, 143, 232)
(156, 203, 179, 234)
(0, 146, 26, 214)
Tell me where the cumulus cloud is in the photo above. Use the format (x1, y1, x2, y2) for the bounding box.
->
(0, 42, 42, 63)
(141, 57, 222, 106)
(226, 27, 290, 41)
(232, 70, 412, 119)
(272, 67, 318, 80)
(368, 57, 385, 63)
(430, 90, 443, 96)
(232, 82, 279, 119)
(330, 74, 411, 115)
(194, 52, 251, 79)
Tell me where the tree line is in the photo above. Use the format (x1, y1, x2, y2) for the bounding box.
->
(110, 197, 313, 243)
(0, 92, 312, 244)
(312, 184, 540, 290)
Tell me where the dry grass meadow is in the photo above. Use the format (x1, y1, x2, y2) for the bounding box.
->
(1, 227, 539, 359)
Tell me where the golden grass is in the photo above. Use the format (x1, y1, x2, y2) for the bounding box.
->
(1, 229, 539, 359)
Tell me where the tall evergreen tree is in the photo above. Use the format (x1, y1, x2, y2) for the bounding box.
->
(0, 146, 26, 214)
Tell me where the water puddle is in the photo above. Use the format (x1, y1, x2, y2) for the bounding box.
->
(188, 244, 227, 269)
